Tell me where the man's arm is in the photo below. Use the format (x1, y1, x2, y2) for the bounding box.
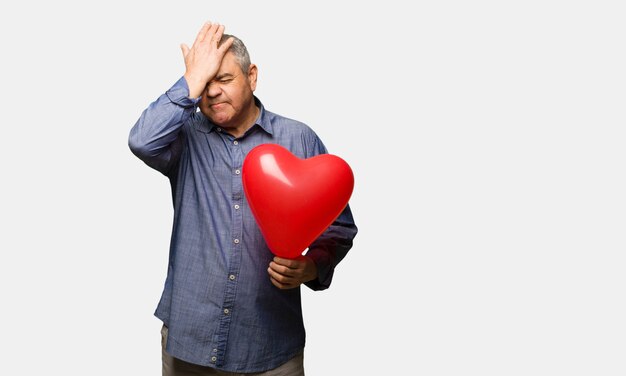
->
(128, 22, 233, 173)
(128, 77, 197, 174)
(267, 205, 357, 290)
(303, 205, 358, 290)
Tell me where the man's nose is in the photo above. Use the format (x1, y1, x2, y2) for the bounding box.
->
(206, 82, 222, 97)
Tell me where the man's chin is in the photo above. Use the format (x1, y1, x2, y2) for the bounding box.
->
(207, 114, 232, 127)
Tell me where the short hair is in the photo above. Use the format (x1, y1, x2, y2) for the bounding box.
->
(219, 34, 251, 75)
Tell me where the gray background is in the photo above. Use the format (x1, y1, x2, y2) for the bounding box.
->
(2, 1, 625, 374)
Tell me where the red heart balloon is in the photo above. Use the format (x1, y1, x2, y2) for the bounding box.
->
(243, 143, 354, 259)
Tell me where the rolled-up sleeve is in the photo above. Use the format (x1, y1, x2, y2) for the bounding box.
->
(305, 204, 358, 290)
(128, 76, 200, 174)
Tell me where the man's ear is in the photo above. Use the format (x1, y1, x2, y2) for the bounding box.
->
(248, 64, 258, 91)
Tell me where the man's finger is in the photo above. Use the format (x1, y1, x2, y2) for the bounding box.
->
(273, 256, 299, 268)
(269, 261, 297, 277)
(214, 24, 227, 45)
(270, 276, 297, 290)
(206, 23, 220, 43)
(196, 21, 212, 43)
(180, 44, 190, 59)
(268, 265, 294, 281)
(270, 276, 287, 289)
(219, 36, 234, 52)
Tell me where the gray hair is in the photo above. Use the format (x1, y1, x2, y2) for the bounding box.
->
(219, 34, 251, 75)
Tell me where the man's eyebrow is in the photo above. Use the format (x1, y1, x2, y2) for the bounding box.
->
(215, 73, 236, 80)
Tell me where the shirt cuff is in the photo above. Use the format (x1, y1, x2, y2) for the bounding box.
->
(166, 76, 201, 108)
(304, 248, 334, 291)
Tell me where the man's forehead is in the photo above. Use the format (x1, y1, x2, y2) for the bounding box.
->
(216, 53, 242, 76)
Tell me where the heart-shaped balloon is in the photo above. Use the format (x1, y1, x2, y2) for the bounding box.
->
(242, 143, 354, 259)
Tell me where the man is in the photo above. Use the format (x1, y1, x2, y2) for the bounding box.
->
(128, 22, 357, 375)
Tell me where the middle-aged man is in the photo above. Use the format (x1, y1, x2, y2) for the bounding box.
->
(128, 22, 358, 375)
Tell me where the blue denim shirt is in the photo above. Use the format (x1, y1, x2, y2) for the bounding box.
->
(128, 77, 357, 372)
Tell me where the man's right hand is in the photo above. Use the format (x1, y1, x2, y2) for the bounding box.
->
(181, 22, 234, 98)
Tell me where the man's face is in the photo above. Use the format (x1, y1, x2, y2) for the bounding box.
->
(199, 52, 257, 129)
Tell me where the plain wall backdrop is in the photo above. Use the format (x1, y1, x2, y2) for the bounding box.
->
(2, 1, 625, 375)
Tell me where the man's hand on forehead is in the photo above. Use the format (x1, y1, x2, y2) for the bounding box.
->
(181, 22, 234, 98)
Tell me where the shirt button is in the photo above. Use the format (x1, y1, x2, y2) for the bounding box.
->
(234, 204, 240, 210)
(213, 348, 218, 353)
(211, 356, 217, 362)
(233, 140, 239, 145)
(224, 308, 230, 315)
(233, 239, 240, 244)
(216, 128, 222, 132)
(235, 169, 241, 175)
(229, 274, 236, 281)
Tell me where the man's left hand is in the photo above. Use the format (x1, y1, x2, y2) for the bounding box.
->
(268, 256, 318, 289)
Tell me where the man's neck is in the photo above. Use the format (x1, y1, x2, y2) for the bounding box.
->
(228, 104, 260, 138)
